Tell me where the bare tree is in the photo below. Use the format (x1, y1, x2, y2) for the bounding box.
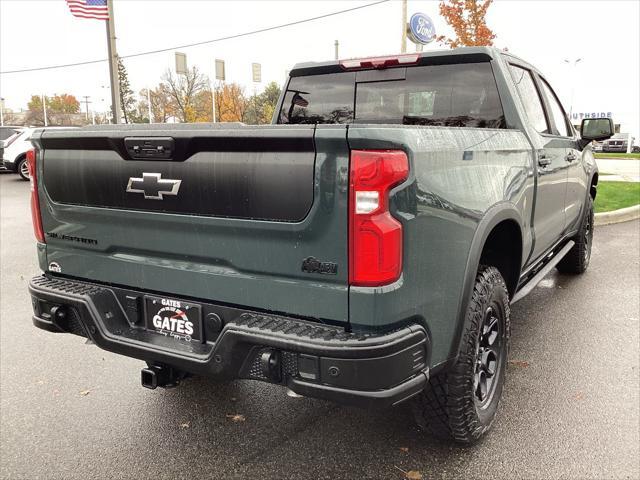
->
(141, 84, 176, 123)
(162, 67, 210, 123)
(2, 112, 23, 126)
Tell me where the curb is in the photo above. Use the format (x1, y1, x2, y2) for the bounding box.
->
(595, 204, 640, 226)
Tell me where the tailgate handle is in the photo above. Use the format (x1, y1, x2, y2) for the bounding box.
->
(124, 137, 174, 160)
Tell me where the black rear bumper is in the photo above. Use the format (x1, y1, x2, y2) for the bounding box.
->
(29, 275, 429, 409)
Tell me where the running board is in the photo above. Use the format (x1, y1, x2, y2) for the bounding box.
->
(511, 240, 575, 304)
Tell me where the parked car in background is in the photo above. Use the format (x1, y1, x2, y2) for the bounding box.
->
(0, 127, 24, 172)
(2, 127, 34, 179)
(601, 133, 634, 153)
(2, 127, 76, 180)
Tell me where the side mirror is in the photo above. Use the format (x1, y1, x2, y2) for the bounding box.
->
(579, 118, 614, 150)
(581, 117, 614, 141)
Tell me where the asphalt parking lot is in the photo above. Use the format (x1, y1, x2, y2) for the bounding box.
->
(1, 171, 638, 479)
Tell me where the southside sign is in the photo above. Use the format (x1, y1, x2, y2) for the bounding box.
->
(571, 112, 613, 121)
(408, 13, 436, 45)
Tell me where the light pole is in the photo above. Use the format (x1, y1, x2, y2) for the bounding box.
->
(564, 58, 582, 118)
(147, 87, 153, 123)
(41, 94, 48, 126)
(100, 85, 111, 123)
(0, 97, 4, 127)
(209, 79, 217, 123)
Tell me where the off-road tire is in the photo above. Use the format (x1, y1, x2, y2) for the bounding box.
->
(17, 156, 29, 181)
(557, 196, 594, 274)
(412, 266, 510, 444)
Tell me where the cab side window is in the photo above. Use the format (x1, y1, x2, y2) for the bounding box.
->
(540, 79, 571, 137)
(508, 64, 549, 134)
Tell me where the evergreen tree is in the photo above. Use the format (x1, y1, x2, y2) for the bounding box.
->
(117, 56, 137, 123)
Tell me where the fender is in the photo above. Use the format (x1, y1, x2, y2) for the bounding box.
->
(582, 167, 599, 215)
(441, 202, 525, 368)
(570, 166, 599, 237)
(586, 168, 599, 206)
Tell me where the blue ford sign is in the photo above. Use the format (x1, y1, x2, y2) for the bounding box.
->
(409, 13, 436, 45)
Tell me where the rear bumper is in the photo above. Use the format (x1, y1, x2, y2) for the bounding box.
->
(29, 275, 429, 409)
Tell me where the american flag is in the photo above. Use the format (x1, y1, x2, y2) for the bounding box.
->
(65, 0, 109, 21)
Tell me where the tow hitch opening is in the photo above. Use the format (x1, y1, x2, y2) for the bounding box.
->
(141, 364, 186, 389)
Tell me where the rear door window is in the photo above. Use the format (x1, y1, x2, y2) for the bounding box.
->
(508, 64, 549, 134)
(279, 62, 505, 128)
(539, 78, 571, 137)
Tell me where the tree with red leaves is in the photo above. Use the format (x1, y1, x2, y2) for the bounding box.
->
(437, 0, 496, 48)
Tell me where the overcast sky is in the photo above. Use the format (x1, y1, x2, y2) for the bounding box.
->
(1, 0, 638, 137)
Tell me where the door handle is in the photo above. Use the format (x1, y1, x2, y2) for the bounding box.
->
(537, 151, 551, 167)
(565, 151, 577, 162)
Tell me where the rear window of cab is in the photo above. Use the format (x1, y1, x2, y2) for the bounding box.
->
(278, 62, 505, 128)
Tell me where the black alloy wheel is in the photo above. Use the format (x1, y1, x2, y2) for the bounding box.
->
(474, 304, 505, 412)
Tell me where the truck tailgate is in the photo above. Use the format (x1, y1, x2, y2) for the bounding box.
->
(33, 124, 350, 324)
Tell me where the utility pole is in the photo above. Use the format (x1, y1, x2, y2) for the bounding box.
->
(105, 0, 121, 124)
(401, 0, 407, 53)
(82, 96, 92, 121)
(0, 97, 4, 127)
(334, 40, 339, 60)
(41, 94, 48, 126)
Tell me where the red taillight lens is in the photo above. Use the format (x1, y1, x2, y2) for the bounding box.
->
(27, 148, 45, 243)
(349, 150, 409, 286)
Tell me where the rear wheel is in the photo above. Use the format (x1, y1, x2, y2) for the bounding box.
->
(17, 156, 30, 181)
(412, 266, 510, 444)
(557, 196, 594, 274)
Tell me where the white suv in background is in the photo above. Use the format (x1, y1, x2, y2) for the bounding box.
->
(0, 127, 24, 172)
(2, 127, 35, 180)
(2, 127, 76, 180)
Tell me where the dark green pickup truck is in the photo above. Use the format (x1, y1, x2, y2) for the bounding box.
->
(27, 47, 614, 443)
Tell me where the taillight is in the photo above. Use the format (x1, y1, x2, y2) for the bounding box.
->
(27, 148, 45, 243)
(349, 150, 409, 286)
(340, 54, 420, 70)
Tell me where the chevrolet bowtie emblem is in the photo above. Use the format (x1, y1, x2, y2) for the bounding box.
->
(126, 173, 182, 200)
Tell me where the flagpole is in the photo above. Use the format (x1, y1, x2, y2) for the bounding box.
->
(105, 0, 121, 124)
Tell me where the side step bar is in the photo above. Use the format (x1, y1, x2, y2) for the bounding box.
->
(512, 240, 575, 304)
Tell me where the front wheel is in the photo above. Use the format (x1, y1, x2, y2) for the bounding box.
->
(17, 157, 30, 181)
(412, 266, 510, 444)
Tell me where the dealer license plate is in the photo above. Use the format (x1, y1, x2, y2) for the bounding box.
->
(145, 295, 202, 342)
